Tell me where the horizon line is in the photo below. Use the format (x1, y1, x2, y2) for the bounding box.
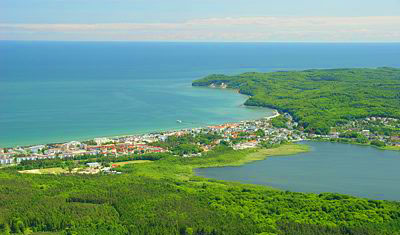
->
(1, 39, 400, 43)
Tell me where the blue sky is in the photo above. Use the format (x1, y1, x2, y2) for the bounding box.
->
(1, 0, 399, 41)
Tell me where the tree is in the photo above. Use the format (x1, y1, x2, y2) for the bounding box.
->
(255, 129, 265, 137)
(10, 218, 24, 234)
(0, 224, 11, 235)
(371, 140, 386, 147)
(356, 136, 369, 144)
(68, 164, 74, 173)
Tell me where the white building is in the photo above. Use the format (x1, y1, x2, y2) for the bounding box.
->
(0, 158, 14, 165)
(94, 138, 112, 145)
(29, 145, 45, 153)
(63, 141, 82, 150)
(87, 162, 101, 168)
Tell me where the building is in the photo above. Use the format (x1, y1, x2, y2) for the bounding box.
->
(94, 138, 112, 145)
(62, 141, 81, 150)
(361, 130, 370, 136)
(87, 162, 101, 168)
(0, 158, 14, 165)
(29, 145, 45, 153)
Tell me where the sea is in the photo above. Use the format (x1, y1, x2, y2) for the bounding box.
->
(1, 41, 400, 147)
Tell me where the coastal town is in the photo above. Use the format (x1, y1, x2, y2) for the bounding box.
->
(1, 111, 399, 167)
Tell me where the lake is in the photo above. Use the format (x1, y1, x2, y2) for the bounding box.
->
(196, 141, 400, 201)
(1, 42, 400, 147)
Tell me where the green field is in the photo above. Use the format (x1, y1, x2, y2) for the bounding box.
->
(18, 167, 68, 175)
(32, 232, 61, 235)
(110, 160, 153, 165)
(383, 146, 400, 151)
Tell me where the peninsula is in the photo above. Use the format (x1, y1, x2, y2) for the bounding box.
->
(193, 67, 400, 149)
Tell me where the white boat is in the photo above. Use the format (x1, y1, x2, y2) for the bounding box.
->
(176, 120, 182, 123)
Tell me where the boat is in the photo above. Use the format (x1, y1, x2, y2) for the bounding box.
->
(176, 120, 182, 123)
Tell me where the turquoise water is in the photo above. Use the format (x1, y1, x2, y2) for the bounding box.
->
(0, 77, 270, 147)
(196, 142, 400, 201)
(1, 42, 400, 147)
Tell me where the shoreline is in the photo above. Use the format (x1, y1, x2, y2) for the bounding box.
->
(308, 138, 400, 152)
(2, 86, 273, 149)
(193, 143, 310, 170)
(125, 143, 311, 183)
(189, 141, 400, 201)
(4, 81, 399, 153)
(2, 110, 277, 149)
(186, 144, 311, 192)
(197, 83, 400, 152)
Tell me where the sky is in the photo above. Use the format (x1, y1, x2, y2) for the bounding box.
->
(1, 0, 399, 42)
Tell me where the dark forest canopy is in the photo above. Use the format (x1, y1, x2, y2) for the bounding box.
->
(193, 67, 400, 134)
(1, 146, 400, 235)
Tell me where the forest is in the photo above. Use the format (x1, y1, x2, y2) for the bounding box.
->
(1, 145, 400, 234)
(193, 67, 400, 134)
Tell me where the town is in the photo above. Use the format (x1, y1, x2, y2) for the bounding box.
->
(1, 111, 399, 168)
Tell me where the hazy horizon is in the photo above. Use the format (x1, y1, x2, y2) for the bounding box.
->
(1, 0, 399, 42)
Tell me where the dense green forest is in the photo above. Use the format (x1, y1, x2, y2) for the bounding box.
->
(14, 153, 170, 171)
(1, 145, 400, 234)
(193, 67, 400, 134)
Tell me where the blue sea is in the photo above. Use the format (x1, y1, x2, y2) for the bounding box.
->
(1, 42, 400, 147)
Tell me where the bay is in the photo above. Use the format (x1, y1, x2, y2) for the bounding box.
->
(1, 42, 400, 147)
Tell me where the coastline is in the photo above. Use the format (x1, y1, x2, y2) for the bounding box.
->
(193, 144, 309, 169)
(124, 143, 310, 183)
(2, 87, 274, 149)
(308, 138, 400, 152)
(187, 144, 310, 189)
(191, 141, 400, 201)
(2, 111, 274, 149)
(4, 76, 398, 161)
(196, 84, 400, 152)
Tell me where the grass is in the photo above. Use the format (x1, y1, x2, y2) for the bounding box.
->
(110, 160, 153, 165)
(311, 138, 400, 151)
(383, 146, 400, 151)
(18, 168, 68, 175)
(18, 161, 152, 175)
(31, 232, 61, 235)
(39, 168, 68, 174)
(184, 144, 310, 169)
(17, 144, 310, 182)
(120, 144, 310, 182)
(18, 167, 92, 175)
(210, 144, 310, 167)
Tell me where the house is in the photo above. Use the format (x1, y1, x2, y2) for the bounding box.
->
(94, 137, 112, 145)
(233, 141, 258, 150)
(29, 145, 45, 153)
(62, 141, 81, 150)
(361, 130, 370, 136)
(87, 162, 101, 168)
(390, 136, 400, 145)
(0, 158, 14, 165)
